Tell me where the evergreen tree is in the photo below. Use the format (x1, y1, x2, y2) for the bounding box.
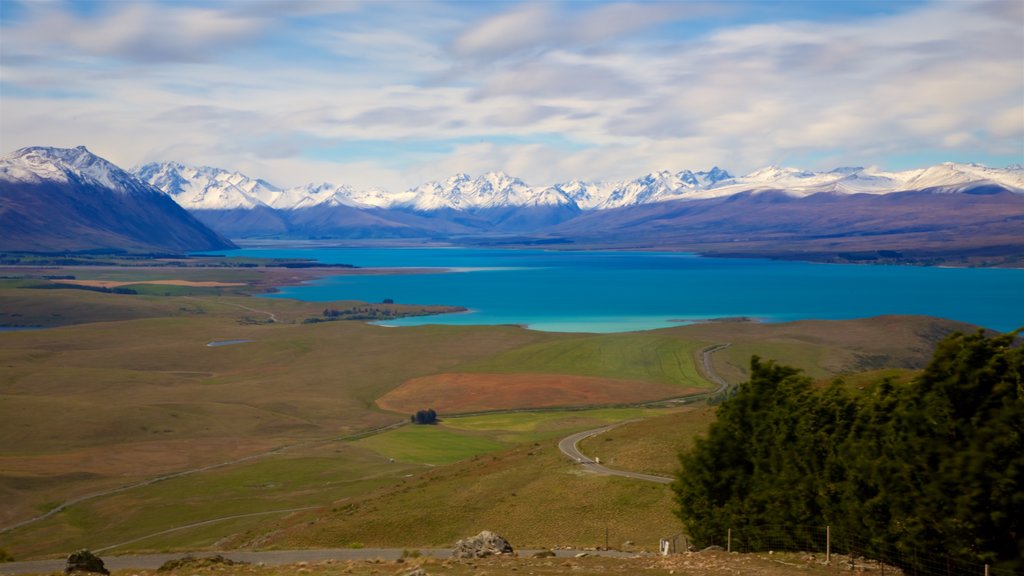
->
(674, 330, 1023, 571)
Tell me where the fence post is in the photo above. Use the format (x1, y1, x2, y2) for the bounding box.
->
(826, 525, 830, 564)
(727, 528, 732, 553)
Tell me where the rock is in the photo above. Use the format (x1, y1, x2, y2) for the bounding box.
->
(530, 550, 556, 558)
(157, 555, 244, 572)
(574, 552, 589, 558)
(400, 568, 427, 576)
(65, 550, 109, 575)
(452, 530, 514, 558)
(699, 545, 724, 553)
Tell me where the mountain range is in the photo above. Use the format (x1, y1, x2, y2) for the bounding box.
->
(0, 146, 235, 253)
(2, 146, 1023, 264)
(134, 160, 1024, 213)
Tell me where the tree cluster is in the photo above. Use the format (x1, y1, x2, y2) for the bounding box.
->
(674, 330, 1023, 572)
(411, 409, 437, 425)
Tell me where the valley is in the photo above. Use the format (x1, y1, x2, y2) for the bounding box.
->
(0, 259, 975, 561)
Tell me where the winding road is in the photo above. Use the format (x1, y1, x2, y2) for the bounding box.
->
(557, 342, 732, 484)
(558, 424, 674, 484)
(699, 343, 731, 393)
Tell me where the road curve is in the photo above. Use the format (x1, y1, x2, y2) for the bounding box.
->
(558, 423, 674, 484)
(699, 343, 731, 394)
(557, 342, 732, 485)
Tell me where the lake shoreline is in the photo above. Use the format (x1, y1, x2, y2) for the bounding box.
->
(231, 238, 1024, 270)
(248, 246, 1023, 334)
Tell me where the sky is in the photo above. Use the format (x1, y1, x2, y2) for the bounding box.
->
(1, 0, 1022, 191)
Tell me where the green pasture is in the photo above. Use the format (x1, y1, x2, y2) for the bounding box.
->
(444, 407, 677, 444)
(354, 425, 506, 465)
(577, 407, 718, 476)
(224, 433, 683, 551)
(0, 444, 423, 558)
(716, 341, 830, 379)
(455, 333, 709, 387)
(355, 407, 684, 466)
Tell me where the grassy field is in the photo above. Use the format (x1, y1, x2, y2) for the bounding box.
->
(356, 407, 681, 465)
(0, 265, 969, 561)
(0, 289, 548, 540)
(217, 406, 710, 553)
(0, 443, 422, 558)
(376, 372, 693, 413)
(455, 333, 709, 388)
(0, 406, 687, 557)
(219, 434, 683, 552)
(669, 315, 969, 382)
(445, 407, 677, 444)
(577, 407, 718, 476)
(354, 425, 508, 465)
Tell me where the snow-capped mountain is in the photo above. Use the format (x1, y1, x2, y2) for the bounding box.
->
(4, 146, 169, 198)
(134, 160, 1022, 215)
(135, 162, 286, 210)
(564, 168, 734, 209)
(685, 163, 1024, 199)
(135, 162, 386, 211)
(402, 172, 575, 211)
(0, 147, 235, 252)
(8, 146, 1023, 263)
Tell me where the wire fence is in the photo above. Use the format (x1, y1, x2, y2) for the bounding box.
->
(677, 524, 1021, 576)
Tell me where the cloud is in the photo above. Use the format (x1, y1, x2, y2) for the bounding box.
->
(572, 2, 722, 44)
(452, 4, 555, 60)
(347, 106, 450, 128)
(5, 1, 268, 63)
(1, 0, 1021, 191)
(451, 2, 724, 61)
(477, 57, 640, 99)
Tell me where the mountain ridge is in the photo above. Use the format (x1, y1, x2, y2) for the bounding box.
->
(0, 146, 237, 253)
(133, 159, 1024, 214)
(4, 146, 1023, 265)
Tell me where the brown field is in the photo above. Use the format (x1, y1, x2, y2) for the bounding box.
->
(376, 372, 699, 414)
(58, 279, 246, 288)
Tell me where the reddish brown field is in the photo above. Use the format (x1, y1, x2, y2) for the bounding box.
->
(376, 372, 698, 413)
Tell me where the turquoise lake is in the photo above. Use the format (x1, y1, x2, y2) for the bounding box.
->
(219, 246, 1024, 333)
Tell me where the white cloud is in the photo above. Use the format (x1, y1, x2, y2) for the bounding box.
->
(5, 2, 268, 63)
(1, 0, 1021, 190)
(452, 4, 554, 60)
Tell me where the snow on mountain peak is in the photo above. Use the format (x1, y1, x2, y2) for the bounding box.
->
(2, 146, 159, 197)
(117, 155, 1024, 214)
(744, 165, 817, 181)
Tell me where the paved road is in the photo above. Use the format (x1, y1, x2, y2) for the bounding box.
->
(700, 343, 731, 393)
(557, 342, 732, 485)
(0, 548, 646, 575)
(558, 424, 674, 484)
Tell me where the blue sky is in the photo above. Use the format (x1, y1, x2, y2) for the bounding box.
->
(1, 0, 1021, 190)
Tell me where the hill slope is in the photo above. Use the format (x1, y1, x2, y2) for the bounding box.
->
(0, 146, 236, 253)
